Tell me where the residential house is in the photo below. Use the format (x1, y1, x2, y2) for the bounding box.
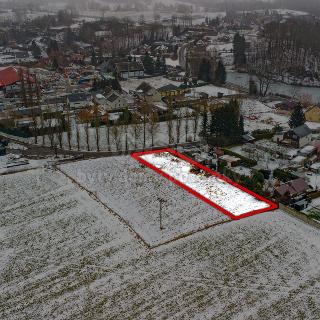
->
(305, 106, 320, 123)
(0, 66, 35, 95)
(135, 82, 162, 103)
(115, 61, 144, 80)
(282, 124, 312, 148)
(274, 177, 309, 204)
(106, 93, 127, 111)
(67, 93, 92, 110)
(158, 84, 186, 97)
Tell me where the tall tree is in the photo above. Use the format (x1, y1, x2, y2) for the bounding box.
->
(289, 104, 306, 128)
(142, 52, 155, 75)
(215, 60, 226, 84)
(233, 32, 246, 67)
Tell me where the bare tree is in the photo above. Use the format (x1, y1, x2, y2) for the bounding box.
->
(56, 113, 64, 149)
(78, 108, 92, 151)
(76, 121, 81, 151)
(192, 107, 200, 141)
(166, 99, 174, 144)
(247, 42, 275, 96)
(175, 108, 182, 144)
(147, 111, 159, 147)
(92, 104, 101, 152)
(65, 100, 72, 150)
(47, 112, 55, 148)
(110, 122, 123, 151)
(184, 109, 191, 142)
(105, 118, 111, 151)
(122, 107, 130, 151)
(131, 113, 142, 149)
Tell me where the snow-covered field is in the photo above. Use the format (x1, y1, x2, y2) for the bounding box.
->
(138, 151, 273, 217)
(60, 156, 230, 245)
(1, 166, 320, 319)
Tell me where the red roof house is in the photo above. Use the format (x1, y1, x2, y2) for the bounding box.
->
(0, 66, 34, 88)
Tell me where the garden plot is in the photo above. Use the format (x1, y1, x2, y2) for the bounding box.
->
(134, 149, 277, 219)
(60, 156, 230, 246)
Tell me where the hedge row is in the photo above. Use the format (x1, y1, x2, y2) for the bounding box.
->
(273, 168, 299, 182)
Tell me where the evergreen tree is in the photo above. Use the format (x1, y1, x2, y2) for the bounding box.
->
(239, 114, 245, 135)
(233, 32, 246, 67)
(198, 59, 212, 82)
(52, 57, 59, 70)
(47, 39, 59, 56)
(215, 60, 227, 84)
(142, 52, 155, 75)
(161, 56, 167, 74)
(155, 55, 161, 74)
(112, 73, 122, 92)
(289, 104, 306, 128)
(91, 49, 97, 66)
(30, 40, 41, 59)
(200, 109, 208, 139)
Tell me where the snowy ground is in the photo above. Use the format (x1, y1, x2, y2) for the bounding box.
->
(1, 167, 320, 319)
(60, 156, 230, 246)
(0, 154, 50, 175)
(139, 151, 272, 217)
(241, 99, 290, 131)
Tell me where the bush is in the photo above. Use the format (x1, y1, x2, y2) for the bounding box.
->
(274, 169, 299, 182)
(252, 129, 274, 140)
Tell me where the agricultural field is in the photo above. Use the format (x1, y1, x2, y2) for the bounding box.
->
(60, 155, 230, 246)
(1, 163, 320, 319)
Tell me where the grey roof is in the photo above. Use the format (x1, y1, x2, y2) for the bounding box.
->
(158, 84, 179, 92)
(293, 124, 312, 138)
(107, 94, 119, 102)
(136, 82, 153, 93)
(67, 93, 91, 103)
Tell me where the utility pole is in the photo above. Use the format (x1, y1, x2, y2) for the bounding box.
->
(158, 197, 167, 230)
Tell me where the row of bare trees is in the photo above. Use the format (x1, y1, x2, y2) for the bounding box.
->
(37, 103, 201, 152)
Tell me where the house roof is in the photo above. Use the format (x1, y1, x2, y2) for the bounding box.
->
(293, 124, 312, 138)
(115, 61, 144, 73)
(67, 93, 91, 103)
(107, 93, 119, 103)
(136, 82, 153, 93)
(0, 66, 34, 87)
(158, 84, 179, 92)
(275, 178, 309, 197)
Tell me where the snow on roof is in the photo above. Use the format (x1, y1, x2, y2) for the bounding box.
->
(300, 145, 316, 154)
(193, 85, 237, 97)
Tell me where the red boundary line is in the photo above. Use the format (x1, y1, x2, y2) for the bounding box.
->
(131, 148, 279, 220)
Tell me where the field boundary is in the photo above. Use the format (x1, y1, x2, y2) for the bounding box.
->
(280, 204, 320, 230)
(57, 165, 233, 249)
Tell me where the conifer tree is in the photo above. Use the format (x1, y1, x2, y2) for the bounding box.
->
(289, 104, 306, 128)
(215, 60, 226, 84)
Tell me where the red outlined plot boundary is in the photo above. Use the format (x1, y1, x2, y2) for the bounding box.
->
(132, 148, 279, 220)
